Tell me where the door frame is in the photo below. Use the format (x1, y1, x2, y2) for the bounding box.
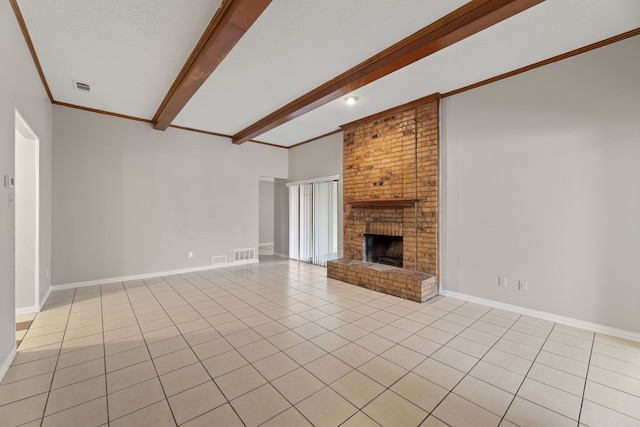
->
(15, 109, 40, 314)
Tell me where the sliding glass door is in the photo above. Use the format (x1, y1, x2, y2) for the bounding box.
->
(289, 178, 338, 267)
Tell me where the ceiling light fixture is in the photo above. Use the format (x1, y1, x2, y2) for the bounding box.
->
(345, 96, 358, 105)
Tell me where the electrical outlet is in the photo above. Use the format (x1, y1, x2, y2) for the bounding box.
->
(518, 280, 528, 291)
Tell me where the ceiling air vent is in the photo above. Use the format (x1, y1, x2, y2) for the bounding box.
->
(73, 81, 91, 92)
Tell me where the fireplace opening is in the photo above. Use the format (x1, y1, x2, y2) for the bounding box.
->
(363, 234, 403, 268)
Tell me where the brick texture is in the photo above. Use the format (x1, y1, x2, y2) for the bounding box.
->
(327, 258, 437, 303)
(329, 98, 440, 302)
(343, 99, 439, 274)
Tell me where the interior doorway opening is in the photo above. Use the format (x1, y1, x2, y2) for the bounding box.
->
(15, 110, 40, 315)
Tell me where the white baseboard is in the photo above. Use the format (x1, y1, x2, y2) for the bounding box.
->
(0, 346, 17, 383)
(440, 290, 640, 344)
(258, 243, 274, 255)
(39, 286, 51, 310)
(15, 285, 52, 316)
(15, 305, 39, 316)
(231, 259, 260, 266)
(52, 260, 259, 291)
(273, 252, 289, 258)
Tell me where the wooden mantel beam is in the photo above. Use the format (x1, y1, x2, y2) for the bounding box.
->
(153, 0, 271, 131)
(232, 0, 543, 144)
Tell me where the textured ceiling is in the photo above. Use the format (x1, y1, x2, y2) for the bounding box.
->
(173, 0, 468, 135)
(18, 0, 222, 118)
(15, 0, 640, 147)
(259, 0, 640, 146)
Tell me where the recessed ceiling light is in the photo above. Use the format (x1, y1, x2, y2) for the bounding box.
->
(345, 96, 358, 105)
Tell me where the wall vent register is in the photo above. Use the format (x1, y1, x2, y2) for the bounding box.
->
(234, 248, 256, 262)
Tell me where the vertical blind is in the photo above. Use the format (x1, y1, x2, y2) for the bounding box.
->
(289, 178, 338, 267)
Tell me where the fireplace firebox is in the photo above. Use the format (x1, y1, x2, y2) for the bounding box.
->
(363, 234, 403, 267)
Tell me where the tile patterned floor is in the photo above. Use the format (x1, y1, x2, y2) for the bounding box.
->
(1, 257, 639, 426)
(15, 314, 36, 348)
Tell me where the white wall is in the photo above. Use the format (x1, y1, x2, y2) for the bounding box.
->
(258, 180, 274, 244)
(15, 129, 37, 310)
(0, 1, 53, 376)
(289, 132, 344, 258)
(442, 36, 640, 333)
(289, 133, 344, 182)
(52, 106, 288, 285)
(273, 178, 289, 256)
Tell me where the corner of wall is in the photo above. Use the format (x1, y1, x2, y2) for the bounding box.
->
(0, 345, 17, 383)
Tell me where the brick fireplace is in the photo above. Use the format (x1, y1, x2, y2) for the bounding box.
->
(327, 94, 439, 302)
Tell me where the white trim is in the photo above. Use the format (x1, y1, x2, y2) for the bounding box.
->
(34, 134, 40, 309)
(39, 285, 51, 310)
(259, 243, 274, 256)
(232, 259, 259, 266)
(52, 260, 259, 291)
(15, 286, 50, 316)
(273, 252, 289, 258)
(286, 175, 340, 187)
(15, 109, 40, 312)
(440, 290, 640, 343)
(16, 305, 39, 316)
(0, 346, 17, 383)
(258, 176, 275, 182)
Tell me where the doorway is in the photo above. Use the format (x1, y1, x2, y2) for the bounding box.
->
(15, 110, 39, 314)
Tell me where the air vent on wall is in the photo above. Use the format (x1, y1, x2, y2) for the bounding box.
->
(73, 81, 91, 92)
(234, 248, 256, 263)
(211, 255, 227, 265)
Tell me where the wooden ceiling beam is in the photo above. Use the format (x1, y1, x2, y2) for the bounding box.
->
(153, 0, 271, 130)
(232, 0, 543, 144)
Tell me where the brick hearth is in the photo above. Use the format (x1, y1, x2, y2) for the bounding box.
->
(327, 258, 437, 303)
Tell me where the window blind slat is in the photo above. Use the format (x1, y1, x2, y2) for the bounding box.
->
(289, 179, 338, 267)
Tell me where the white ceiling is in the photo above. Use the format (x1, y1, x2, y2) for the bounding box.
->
(173, 0, 468, 135)
(18, 0, 222, 119)
(16, 0, 640, 148)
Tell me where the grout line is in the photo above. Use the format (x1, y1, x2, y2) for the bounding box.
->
(500, 316, 552, 423)
(7, 261, 640, 425)
(498, 322, 595, 421)
(39, 288, 75, 426)
(305, 300, 464, 423)
(192, 263, 394, 422)
(577, 331, 596, 426)
(144, 273, 260, 424)
(418, 307, 523, 424)
(176, 270, 316, 425)
(99, 283, 110, 425)
(122, 278, 181, 426)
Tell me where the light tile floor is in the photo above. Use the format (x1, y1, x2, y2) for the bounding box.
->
(15, 313, 36, 348)
(1, 257, 639, 426)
